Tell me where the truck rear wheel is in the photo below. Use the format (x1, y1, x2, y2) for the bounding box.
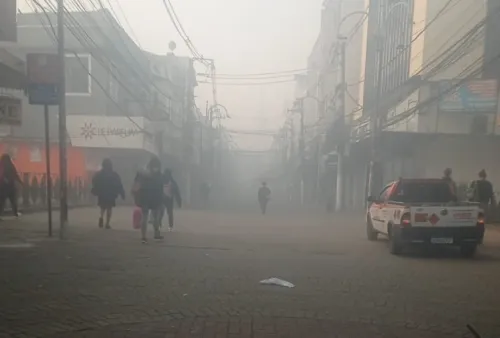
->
(366, 215, 378, 241)
(460, 244, 477, 258)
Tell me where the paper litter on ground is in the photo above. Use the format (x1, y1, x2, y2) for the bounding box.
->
(259, 277, 295, 288)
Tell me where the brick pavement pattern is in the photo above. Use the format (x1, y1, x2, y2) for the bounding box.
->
(1, 207, 500, 337)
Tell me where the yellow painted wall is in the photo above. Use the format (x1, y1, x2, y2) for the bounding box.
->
(420, 0, 487, 80)
(356, 0, 371, 120)
(409, 0, 428, 76)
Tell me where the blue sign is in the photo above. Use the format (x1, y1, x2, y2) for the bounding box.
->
(438, 79, 498, 113)
(28, 84, 59, 106)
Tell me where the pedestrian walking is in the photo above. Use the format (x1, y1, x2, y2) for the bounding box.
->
(0, 154, 22, 219)
(258, 182, 271, 215)
(469, 169, 496, 221)
(91, 158, 125, 229)
(442, 168, 457, 201)
(132, 157, 164, 244)
(160, 169, 182, 231)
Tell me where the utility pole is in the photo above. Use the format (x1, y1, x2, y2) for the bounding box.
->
(336, 38, 347, 212)
(368, 37, 384, 198)
(298, 99, 305, 206)
(57, 0, 68, 239)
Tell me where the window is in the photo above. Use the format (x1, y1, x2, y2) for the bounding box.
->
(379, 184, 393, 201)
(391, 181, 453, 203)
(65, 54, 91, 95)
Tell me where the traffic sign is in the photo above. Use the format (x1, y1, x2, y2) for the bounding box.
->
(27, 83, 59, 106)
(26, 53, 60, 106)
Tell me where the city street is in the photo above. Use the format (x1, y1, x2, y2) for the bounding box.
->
(1, 207, 500, 337)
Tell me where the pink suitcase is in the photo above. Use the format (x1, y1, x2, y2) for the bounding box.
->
(133, 207, 142, 229)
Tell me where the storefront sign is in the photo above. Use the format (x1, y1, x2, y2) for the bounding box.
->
(67, 115, 155, 152)
(438, 79, 498, 113)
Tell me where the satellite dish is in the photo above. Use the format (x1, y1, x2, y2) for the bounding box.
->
(168, 41, 177, 52)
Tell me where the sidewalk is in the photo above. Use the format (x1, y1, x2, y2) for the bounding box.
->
(1, 208, 500, 337)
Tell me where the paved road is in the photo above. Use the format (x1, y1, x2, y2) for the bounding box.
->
(1, 207, 500, 337)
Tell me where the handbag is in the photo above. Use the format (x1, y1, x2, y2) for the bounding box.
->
(133, 207, 142, 229)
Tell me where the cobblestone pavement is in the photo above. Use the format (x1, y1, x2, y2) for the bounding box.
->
(1, 207, 500, 337)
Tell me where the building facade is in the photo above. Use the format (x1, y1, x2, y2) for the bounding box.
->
(1, 9, 199, 204)
(345, 0, 500, 210)
(290, 0, 500, 211)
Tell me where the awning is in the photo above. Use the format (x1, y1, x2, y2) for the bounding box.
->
(0, 47, 26, 89)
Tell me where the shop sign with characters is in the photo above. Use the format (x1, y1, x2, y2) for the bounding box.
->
(67, 115, 152, 150)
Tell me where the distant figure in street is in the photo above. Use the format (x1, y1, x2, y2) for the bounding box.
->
(132, 157, 164, 243)
(91, 158, 125, 229)
(258, 182, 271, 215)
(160, 169, 182, 231)
(0, 154, 22, 218)
(442, 168, 457, 201)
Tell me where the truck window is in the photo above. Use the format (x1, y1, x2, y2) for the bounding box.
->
(390, 181, 453, 203)
(379, 184, 393, 201)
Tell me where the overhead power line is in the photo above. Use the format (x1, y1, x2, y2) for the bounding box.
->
(347, 0, 455, 88)
(213, 68, 312, 78)
(160, 0, 207, 64)
(198, 79, 297, 86)
(28, 0, 147, 136)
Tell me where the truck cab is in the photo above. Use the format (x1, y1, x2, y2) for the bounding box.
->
(366, 178, 485, 257)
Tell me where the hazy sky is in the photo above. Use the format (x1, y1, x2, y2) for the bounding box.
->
(19, 0, 322, 150)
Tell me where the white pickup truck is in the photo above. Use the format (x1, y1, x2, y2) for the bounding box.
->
(366, 178, 485, 257)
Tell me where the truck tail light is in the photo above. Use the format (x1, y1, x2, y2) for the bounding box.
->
(401, 212, 411, 227)
(477, 212, 485, 225)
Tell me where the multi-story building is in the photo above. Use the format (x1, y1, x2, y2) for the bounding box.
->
(290, 0, 366, 205)
(3, 9, 198, 202)
(291, 0, 500, 210)
(0, 0, 25, 130)
(344, 0, 500, 209)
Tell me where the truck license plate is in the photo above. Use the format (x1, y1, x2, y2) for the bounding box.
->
(431, 238, 453, 244)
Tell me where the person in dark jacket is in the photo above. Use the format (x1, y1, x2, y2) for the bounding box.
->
(0, 154, 22, 218)
(442, 168, 457, 201)
(160, 169, 182, 231)
(92, 158, 124, 229)
(258, 182, 271, 215)
(470, 169, 496, 220)
(133, 157, 164, 243)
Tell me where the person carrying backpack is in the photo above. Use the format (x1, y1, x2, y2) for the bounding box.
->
(160, 169, 182, 231)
